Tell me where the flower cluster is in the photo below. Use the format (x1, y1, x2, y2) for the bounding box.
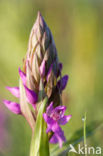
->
(3, 12, 72, 148)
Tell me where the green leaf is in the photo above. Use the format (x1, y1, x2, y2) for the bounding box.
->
(50, 120, 103, 156)
(30, 97, 50, 156)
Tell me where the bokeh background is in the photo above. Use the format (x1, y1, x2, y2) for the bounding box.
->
(0, 0, 103, 155)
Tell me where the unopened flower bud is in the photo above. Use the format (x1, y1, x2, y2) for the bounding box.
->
(24, 11, 63, 105)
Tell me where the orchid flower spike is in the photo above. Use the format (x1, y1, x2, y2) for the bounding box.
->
(3, 11, 71, 149)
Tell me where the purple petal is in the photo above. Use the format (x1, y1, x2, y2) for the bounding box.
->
(46, 102, 54, 115)
(57, 75, 69, 91)
(58, 115, 72, 125)
(51, 122, 60, 132)
(46, 64, 53, 82)
(24, 86, 37, 108)
(3, 100, 21, 114)
(49, 122, 66, 147)
(40, 59, 46, 77)
(56, 133, 66, 148)
(43, 113, 57, 132)
(54, 105, 66, 118)
(44, 119, 61, 137)
(51, 124, 66, 148)
(6, 86, 20, 98)
(55, 127, 66, 148)
(19, 68, 26, 85)
(43, 113, 55, 125)
(49, 133, 58, 144)
(57, 127, 66, 142)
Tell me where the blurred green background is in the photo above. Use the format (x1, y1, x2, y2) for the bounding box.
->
(0, 0, 103, 155)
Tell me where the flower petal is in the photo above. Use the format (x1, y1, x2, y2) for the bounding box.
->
(43, 113, 55, 125)
(54, 105, 66, 118)
(19, 68, 26, 85)
(55, 126, 66, 148)
(57, 75, 69, 91)
(49, 133, 58, 144)
(43, 116, 61, 136)
(51, 122, 60, 132)
(58, 115, 72, 125)
(3, 100, 21, 114)
(51, 124, 66, 148)
(24, 85, 37, 108)
(40, 59, 46, 77)
(46, 102, 54, 115)
(6, 86, 20, 98)
(43, 113, 57, 132)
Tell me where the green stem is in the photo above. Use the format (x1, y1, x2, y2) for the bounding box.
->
(30, 133, 35, 156)
(83, 112, 87, 156)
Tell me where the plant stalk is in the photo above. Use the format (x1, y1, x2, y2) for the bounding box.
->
(83, 112, 87, 156)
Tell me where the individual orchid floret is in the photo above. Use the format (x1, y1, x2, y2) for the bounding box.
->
(24, 85, 37, 108)
(6, 86, 20, 98)
(3, 100, 21, 114)
(43, 102, 72, 148)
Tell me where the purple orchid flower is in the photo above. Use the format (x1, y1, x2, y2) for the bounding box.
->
(43, 102, 72, 148)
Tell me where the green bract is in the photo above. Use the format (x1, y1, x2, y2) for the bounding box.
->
(30, 97, 50, 156)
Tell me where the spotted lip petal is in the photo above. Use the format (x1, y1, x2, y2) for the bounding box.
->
(6, 86, 20, 98)
(3, 100, 21, 114)
(24, 85, 37, 108)
(19, 68, 26, 85)
(57, 75, 69, 91)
